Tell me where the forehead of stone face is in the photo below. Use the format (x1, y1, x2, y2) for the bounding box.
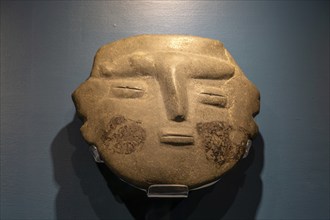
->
(90, 35, 230, 78)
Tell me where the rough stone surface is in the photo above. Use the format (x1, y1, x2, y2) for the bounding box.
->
(101, 116, 146, 154)
(72, 35, 260, 190)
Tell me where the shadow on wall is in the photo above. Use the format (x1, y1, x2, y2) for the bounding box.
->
(52, 115, 264, 220)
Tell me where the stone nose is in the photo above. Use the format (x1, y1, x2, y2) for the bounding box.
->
(157, 65, 188, 122)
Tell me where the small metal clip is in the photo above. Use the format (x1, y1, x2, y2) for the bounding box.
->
(243, 139, 252, 158)
(147, 184, 189, 198)
(89, 145, 104, 163)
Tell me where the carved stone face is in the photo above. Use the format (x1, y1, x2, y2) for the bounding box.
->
(73, 35, 260, 190)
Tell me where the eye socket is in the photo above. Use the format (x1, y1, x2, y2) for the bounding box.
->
(199, 92, 227, 108)
(111, 85, 145, 99)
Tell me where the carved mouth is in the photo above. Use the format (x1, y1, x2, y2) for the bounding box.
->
(160, 128, 194, 145)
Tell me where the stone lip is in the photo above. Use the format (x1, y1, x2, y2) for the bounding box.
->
(159, 127, 194, 145)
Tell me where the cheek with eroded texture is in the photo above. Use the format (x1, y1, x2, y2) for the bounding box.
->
(101, 116, 146, 154)
(197, 121, 248, 165)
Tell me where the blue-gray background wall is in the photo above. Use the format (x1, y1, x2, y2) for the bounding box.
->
(1, 1, 329, 220)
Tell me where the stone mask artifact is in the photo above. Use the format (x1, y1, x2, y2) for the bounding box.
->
(72, 35, 260, 197)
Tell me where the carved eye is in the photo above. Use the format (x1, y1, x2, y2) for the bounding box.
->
(111, 86, 145, 98)
(199, 91, 227, 108)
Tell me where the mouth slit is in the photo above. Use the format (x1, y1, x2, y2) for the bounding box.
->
(160, 127, 194, 146)
(160, 135, 194, 145)
(162, 134, 193, 138)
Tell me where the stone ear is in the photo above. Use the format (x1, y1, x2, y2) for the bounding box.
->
(72, 78, 108, 118)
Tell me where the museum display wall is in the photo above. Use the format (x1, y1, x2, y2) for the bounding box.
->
(1, 1, 329, 219)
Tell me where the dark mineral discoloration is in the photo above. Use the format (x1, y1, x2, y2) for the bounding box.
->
(197, 121, 247, 165)
(102, 116, 146, 154)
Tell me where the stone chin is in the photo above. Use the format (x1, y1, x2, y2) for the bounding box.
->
(75, 116, 252, 190)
